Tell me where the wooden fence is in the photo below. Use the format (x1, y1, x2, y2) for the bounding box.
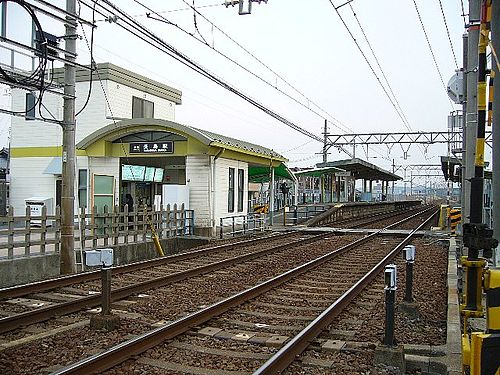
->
(0, 206, 61, 259)
(0, 204, 194, 260)
(78, 204, 193, 250)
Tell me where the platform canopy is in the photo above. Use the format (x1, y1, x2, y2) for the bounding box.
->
(248, 164, 296, 183)
(292, 165, 346, 178)
(317, 158, 401, 181)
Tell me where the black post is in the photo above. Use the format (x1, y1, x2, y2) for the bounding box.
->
(219, 218, 223, 239)
(232, 217, 235, 237)
(404, 262, 413, 303)
(101, 267, 111, 316)
(384, 288, 396, 346)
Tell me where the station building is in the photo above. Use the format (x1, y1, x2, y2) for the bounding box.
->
(9, 63, 288, 236)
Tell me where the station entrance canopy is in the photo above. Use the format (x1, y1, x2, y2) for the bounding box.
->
(317, 158, 401, 182)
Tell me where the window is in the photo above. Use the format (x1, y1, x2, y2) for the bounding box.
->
(26, 93, 35, 120)
(132, 96, 154, 118)
(228, 167, 235, 212)
(237, 169, 244, 212)
(78, 169, 88, 208)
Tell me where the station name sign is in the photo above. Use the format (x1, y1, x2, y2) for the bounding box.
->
(334, 171, 351, 177)
(130, 142, 174, 154)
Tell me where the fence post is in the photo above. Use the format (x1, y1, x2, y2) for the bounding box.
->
(113, 205, 119, 246)
(142, 206, 147, 243)
(40, 205, 47, 254)
(181, 208, 185, 235)
(157, 205, 163, 239)
(220, 217, 223, 239)
(165, 204, 170, 237)
(54, 206, 61, 254)
(173, 204, 178, 237)
(7, 206, 14, 259)
(92, 206, 98, 249)
(103, 205, 109, 247)
(124, 204, 129, 244)
(133, 204, 139, 243)
(24, 205, 31, 257)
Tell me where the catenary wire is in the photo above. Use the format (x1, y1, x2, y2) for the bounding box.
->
(347, 2, 411, 130)
(438, 0, 459, 69)
(85, 0, 324, 143)
(177, 0, 351, 133)
(412, 0, 455, 109)
(326, 0, 414, 133)
(141, 1, 353, 135)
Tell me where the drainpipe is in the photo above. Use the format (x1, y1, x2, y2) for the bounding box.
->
(211, 148, 224, 236)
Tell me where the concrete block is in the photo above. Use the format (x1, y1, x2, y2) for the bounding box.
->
(90, 314, 121, 331)
(248, 335, 270, 345)
(374, 345, 406, 373)
(266, 335, 289, 347)
(197, 327, 222, 337)
(0, 254, 60, 288)
(232, 332, 256, 342)
(321, 339, 346, 352)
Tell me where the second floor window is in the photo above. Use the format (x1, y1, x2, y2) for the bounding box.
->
(132, 96, 154, 118)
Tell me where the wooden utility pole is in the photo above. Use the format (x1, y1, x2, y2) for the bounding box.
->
(60, 0, 77, 274)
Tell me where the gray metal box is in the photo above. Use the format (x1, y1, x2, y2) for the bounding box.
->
(84, 248, 114, 267)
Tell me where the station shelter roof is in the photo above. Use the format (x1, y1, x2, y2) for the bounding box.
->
(316, 158, 402, 182)
(292, 166, 346, 178)
(75, 118, 292, 178)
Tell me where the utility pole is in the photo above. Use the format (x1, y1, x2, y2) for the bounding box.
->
(461, 33, 468, 212)
(60, 0, 77, 274)
(492, 0, 500, 266)
(391, 159, 395, 198)
(322, 119, 327, 164)
(464, 0, 481, 224)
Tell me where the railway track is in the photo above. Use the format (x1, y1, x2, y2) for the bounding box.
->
(0, 232, 350, 334)
(47, 209, 438, 375)
(330, 204, 435, 229)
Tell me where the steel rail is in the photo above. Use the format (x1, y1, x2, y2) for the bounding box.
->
(0, 232, 330, 334)
(0, 232, 290, 299)
(351, 204, 435, 229)
(49, 215, 426, 375)
(253, 209, 438, 374)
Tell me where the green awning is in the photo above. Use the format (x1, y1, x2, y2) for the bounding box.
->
(248, 163, 294, 183)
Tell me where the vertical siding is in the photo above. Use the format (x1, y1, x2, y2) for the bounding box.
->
(214, 158, 248, 222)
(185, 155, 211, 227)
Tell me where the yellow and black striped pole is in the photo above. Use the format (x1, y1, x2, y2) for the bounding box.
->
(488, 70, 495, 127)
(450, 208, 461, 236)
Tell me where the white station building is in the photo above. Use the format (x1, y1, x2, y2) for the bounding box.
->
(9, 63, 289, 236)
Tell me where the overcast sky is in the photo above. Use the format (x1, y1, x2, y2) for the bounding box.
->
(2, 0, 474, 187)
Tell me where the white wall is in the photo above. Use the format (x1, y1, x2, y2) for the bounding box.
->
(185, 155, 211, 227)
(107, 83, 176, 122)
(213, 158, 248, 222)
(10, 90, 63, 148)
(9, 157, 57, 214)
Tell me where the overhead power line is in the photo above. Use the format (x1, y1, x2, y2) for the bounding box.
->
(438, 0, 459, 69)
(412, 0, 455, 109)
(83, 0, 324, 143)
(326, 0, 414, 134)
(175, 0, 351, 134)
(347, 3, 411, 130)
